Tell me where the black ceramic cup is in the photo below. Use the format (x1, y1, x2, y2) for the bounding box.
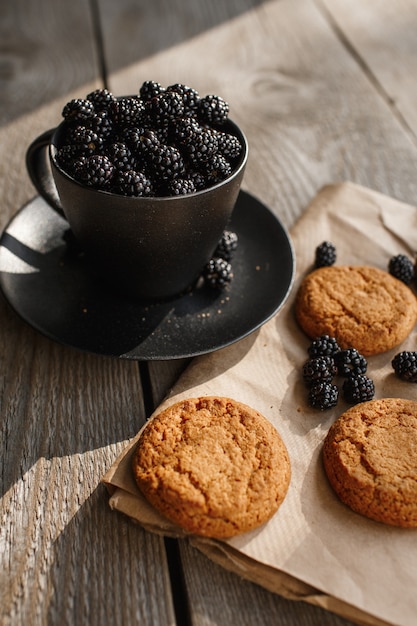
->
(26, 119, 248, 301)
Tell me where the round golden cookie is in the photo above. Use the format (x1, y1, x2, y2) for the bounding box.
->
(295, 265, 417, 355)
(323, 398, 417, 528)
(132, 396, 291, 538)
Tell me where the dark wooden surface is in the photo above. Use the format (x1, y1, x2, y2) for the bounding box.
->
(2, 1, 417, 624)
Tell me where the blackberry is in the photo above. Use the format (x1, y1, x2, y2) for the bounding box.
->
(139, 80, 165, 101)
(78, 154, 115, 189)
(114, 170, 153, 197)
(167, 178, 196, 196)
(105, 142, 135, 172)
(204, 154, 232, 184)
(65, 125, 104, 153)
(334, 348, 367, 377)
(388, 254, 414, 285)
(125, 128, 160, 158)
(72, 156, 89, 181)
(169, 117, 201, 147)
(308, 335, 341, 358)
(315, 241, 336, 268)
(89, 110, 114, 139)
(186, 128, 219, 164)
(149, 144, 185, 182)
(302, 356, 337, 387)
(110, 97, 145, 128)
(188, 170, 207, 191)
(56, 144, 85, 172)
(215, 131, 243, 159)
(147, 91, 185, 126)
(166, 83, 199, 116)
(392, 351, 417, 383)
(203, 257, 233, 289)
(214, 230, 238, 261)
(308, 382, 339, 411)
(86, 88, 117, 111)
(62, 98, 95, 122)
(342, 374, 375, 404)
(197, 94, 229, 125)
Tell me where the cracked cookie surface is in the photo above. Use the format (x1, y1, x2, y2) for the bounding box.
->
(323, 398, 417, 527)
(132, 396, 291, 538)
(295, 265, 417, 355)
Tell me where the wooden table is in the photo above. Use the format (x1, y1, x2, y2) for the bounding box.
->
(2, 1, 417, 624)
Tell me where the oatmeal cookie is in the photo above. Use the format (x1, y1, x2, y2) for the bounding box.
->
(132, 396, 291, 538)
(323, 398, 417, 527)
(295, 265, 417, 355)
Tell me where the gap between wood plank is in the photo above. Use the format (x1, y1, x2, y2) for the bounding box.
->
(88, 0, 109, 89)
(138, 360, 192, 626)
(314, 0, 417, 147)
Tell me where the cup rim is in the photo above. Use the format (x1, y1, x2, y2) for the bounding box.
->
(50, 117, 248, 201)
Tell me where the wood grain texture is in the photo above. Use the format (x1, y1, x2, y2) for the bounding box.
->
(0, 2, 175, 625)
(317, 0, 417, 139)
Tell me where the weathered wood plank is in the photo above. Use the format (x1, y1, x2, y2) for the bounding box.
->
(0, 1, 176, 625)
(97, 0, 267, 79)
(317, 0, 417, 139)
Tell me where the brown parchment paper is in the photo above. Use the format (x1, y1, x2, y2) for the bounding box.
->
(103, 182, 417, 626)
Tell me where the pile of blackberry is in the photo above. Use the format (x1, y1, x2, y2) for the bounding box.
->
(55, 81, 243, 197)
(302, 335, 375, 410)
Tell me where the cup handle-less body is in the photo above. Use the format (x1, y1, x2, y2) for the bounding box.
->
(26, 128, 66, 218)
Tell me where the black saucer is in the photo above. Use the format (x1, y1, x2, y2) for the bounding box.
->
(0, 191, 294, 360)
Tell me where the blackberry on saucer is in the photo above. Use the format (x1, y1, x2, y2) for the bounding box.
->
(315, 241, 336, 268)
(203, 257, 233, 289)
(214, 230, 238, 262)
(308, 382, 339, 411)
(342, 374, 375, 404)
(392, 351, 417, 382)
(388, 254, 415, 285)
